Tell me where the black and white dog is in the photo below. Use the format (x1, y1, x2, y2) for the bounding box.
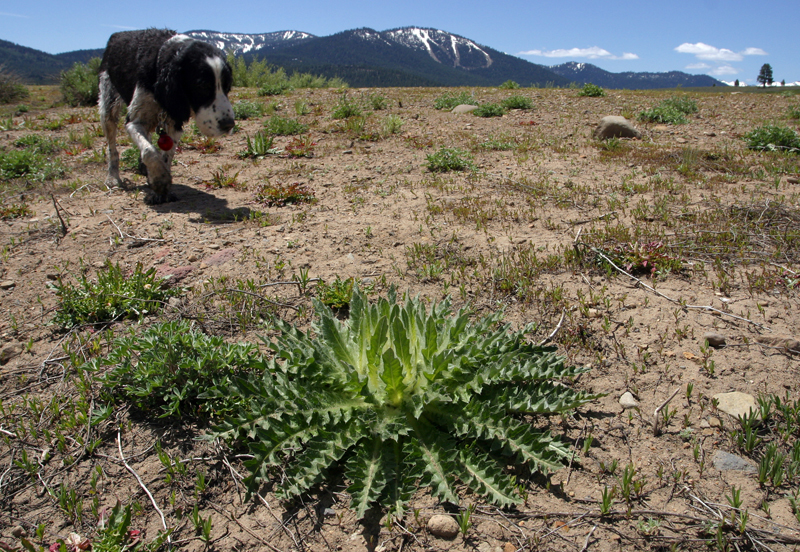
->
(99, 29, 235, 203)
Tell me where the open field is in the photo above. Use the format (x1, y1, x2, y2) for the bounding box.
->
(1, 84, 799, 551)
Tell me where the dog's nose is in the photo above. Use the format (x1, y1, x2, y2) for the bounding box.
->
(219, 117, 234, 133)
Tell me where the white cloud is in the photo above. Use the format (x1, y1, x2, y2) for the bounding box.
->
(710, 65, 739, 76)
(686, 63, 711, 70)
(517, 46, 638, 60)
(741, 47, 768, 56)
(674, 42, 742, 61)
(0, 11, 29, 18)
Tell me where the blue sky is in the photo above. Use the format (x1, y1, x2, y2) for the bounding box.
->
(2, 0, 797, 85)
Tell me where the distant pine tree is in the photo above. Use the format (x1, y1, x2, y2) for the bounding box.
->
(734, 79, 739, 87)
(757, 64, 773, 88)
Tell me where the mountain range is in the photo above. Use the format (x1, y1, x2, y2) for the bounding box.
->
(1, 27, 726, 89)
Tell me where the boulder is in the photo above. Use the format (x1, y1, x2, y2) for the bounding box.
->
(452, 104, 479, 114)
(593, 116, 641, 140)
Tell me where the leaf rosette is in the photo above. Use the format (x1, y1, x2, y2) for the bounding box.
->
(216, 287, 602, 517)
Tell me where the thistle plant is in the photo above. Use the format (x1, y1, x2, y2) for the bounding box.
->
(216, 287, 602, 517)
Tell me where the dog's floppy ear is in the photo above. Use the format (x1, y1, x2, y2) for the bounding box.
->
(154, 40, 191, 128)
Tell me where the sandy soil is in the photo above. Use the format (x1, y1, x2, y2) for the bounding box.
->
(1, 85, 799, 551)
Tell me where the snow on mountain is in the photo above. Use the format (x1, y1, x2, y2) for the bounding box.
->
(383, 27, 493, 69)
(184, 30, 315, 55)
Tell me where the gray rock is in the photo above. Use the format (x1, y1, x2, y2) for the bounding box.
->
(713, 392, 758, 419)
(427, 514, 459, 539)
(0, 343, 23, 365)
(619, 391, 639, 409)
(712, 451, 756, 473)
(593, 116, 642, 140)
(0, 280, 15, 290)
(703, 332, 726, 348)
(452, 104, 479, 114)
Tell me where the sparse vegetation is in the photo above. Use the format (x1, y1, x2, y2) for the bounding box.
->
(433, 90, 477, 110)
(2, 84, 800, 552)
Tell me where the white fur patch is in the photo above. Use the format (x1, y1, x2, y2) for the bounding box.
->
(193, 56, 234, 136)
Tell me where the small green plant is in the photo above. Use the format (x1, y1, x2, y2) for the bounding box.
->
(238, 131, 277, 158)
(264, 115, 308, 136)
(473, 103, 506, 118)
(0, 202, 32, 220)
(60, 57, 101, 107)
(233, 100, 266, 120)
(368, 93, 388, 110)
(498, 80, 520, 90)
(283, 135, 316, 158)
(743, 124, 800, 153)
(255, 181, 315, 206)
(425, 147, 474, 172)
(215, 287, 602, 518)
(501, 95, 533, 110)
(332, 93, 363, 119)
(578, 83, 606, 97)
(433, 91, 477, 111)
(315, 276, 357, 309)
(50, 260, 181, 328)
(205, 167, 242, 189)
(93, 320, 266, 419)
(788, 104, 800, 120)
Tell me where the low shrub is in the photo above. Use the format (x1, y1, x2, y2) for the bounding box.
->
(578, 83, 606, 97)
(60, 58, 101, 107)
(0, 66, 29, 104)
(93, 320, 267, 419)
(744, 124, 800, 153)
(255, 181, 315, 206)
(332, 93, 363, 119)
(473, 103, 506, 118)
(499, 80, 521, 89)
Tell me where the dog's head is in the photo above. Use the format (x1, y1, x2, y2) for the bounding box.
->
(157, 36, 235, 136)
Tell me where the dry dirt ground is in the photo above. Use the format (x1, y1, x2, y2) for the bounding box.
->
(1, 85, 799, 551)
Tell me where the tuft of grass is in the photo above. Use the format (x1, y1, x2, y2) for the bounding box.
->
(0, 148, 64, 181)
(263, 115, 308, 136)
(434, 91, 477, 111)
(578, 83, 606, 97)
(49, 261, 181, 329)
(637, 96, 697, 125)
(501, 95, 533, 110)
(332, 93, 363, 119)
(382, 114, 403, 136)
(743, 124, 800, 153)
(425, 147, 474, 172)
(233, 100, 267, 120)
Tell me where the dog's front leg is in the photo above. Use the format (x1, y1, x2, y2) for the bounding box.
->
(126, 120, 173, 204)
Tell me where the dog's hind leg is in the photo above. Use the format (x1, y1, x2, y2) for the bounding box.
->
(98, 71, 123, 189)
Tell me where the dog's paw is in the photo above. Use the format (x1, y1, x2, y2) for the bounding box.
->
(144, 191, 178, 205)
